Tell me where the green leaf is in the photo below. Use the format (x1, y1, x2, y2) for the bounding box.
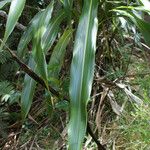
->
(68, 0, 98, 149)
(17, 11, 42, 58)
(21, 56, 36, 119)
(113, 9, 150, 46)
(42, 10, 66, 52)
(55, 100, 69, 111)
(133, 15, 150, 46)
(18, 1, 54, 58)
(32, 1, 54, 85)
(17, 26, 32, 58)
(1, 0, 26, 50)
(63, 0, 73, 23)
(0, 81, 14, 97)
(0, 0, 11, 9)
(21, 3, 63, 119)
(48, 28, 73, 79)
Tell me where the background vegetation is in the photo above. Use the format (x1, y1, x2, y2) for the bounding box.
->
(0, 0, 150, 149)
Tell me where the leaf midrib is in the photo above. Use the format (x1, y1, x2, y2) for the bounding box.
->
(76, 0, 93, 145)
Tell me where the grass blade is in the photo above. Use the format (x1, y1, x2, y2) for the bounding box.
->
(17, 11, 43, 58)
(21, 56, 36, 119)
(32, 1, 54, 85)
(42, 10, 66, 52)
(17, 1, 54, 58)
(0, 0, 11, 9)
(48, 28, 73, 79)
(21, 3, 64, 119)
(68, 0, 98, 149)
(113, 9, 150, 46)
(1, 0, 26, 50)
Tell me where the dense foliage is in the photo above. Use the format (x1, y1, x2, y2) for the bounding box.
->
(0, 0, 150, 149)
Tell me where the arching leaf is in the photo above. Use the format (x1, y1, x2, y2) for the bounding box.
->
(32, 1, 54, 85)
(48, 28, 73, 79)
(0, 0, 11, 9)
(18, 1, 54, 58)
(68, 0, 98, 149)
(17, 11, 42, 58)
(21, 56, 37, 119)
(1, 0, 26, 50)
(42, 10, 66, 52)
(113, 9, 150, 46)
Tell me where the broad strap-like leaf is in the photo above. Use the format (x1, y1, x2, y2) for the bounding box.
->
(18, 2, 54, 58)
(32, 1, 54, 85)
(48, 28, 73, 79)
(42, 10, 66, 52)
(21, 5, 64, 120)
(68, 0, 98, 149)
(17, 11, 42, 58)
(21, 56, 37, 119)
(63, 0, 73, 9)
(63, 0, 73, 23)
(0, 0, 11, 9)
(1, 0, 26, 50)
(133, 15, 150, 46)
(113, 9, 150, 46)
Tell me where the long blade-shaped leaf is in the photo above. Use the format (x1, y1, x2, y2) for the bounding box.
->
(63, 0, 73, 23)
(17, 11, 42, 58)
(134, 15, 150, 46)
(113, 9, 150, 46)
(48, 28, 73, 79)
(68, 0, 98, 149)
(42, 10, 66, 52)
(17, 1, 54, 58)
(1, 0, 26, 50)
(32, 1, 54, 85)
(0, 0, 11, 9)
(21, 56, 36, 119)
(21, 4, 64, 119)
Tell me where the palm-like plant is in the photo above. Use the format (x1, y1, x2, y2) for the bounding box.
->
(0, 0, 150, 149)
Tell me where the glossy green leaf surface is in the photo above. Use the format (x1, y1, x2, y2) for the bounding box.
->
(18, 1, 54, 58)
(0, 0, 11, 9)
(21, 56, 37, 119)
(63, 0, 73, 22)
(42, 11, 66, 52)
(133, 15, 150, 46)
(48, 28, 73, 79)
(21, 3, 64, 119)
(68, 0, 98, 149)
(32, 1, 54, 85)
(113, 9, 150, 46)
(17, 11, 43, 58)
(1, 0, 26, 49)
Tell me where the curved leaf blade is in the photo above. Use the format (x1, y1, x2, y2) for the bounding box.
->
(17, 11, 42, 58)
(68, 0, 98, 149)
(0, 0, 11, 9)
(1, 0, 26, 50)
(21, 56, 36, 119)
(113, 9, 150, 46)
(42, 10, 66, 52)
(48, 28, 73, 79)
(63, 0, 73, 23)
(32, 1, 54, 84)
(21, 4, 63, 119)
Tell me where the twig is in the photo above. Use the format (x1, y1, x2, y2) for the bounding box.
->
(0, 40, 105, 149)
(0, 39, 61, 98)
(0, 8, 106, 147)
(87, 122, 106, 150)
